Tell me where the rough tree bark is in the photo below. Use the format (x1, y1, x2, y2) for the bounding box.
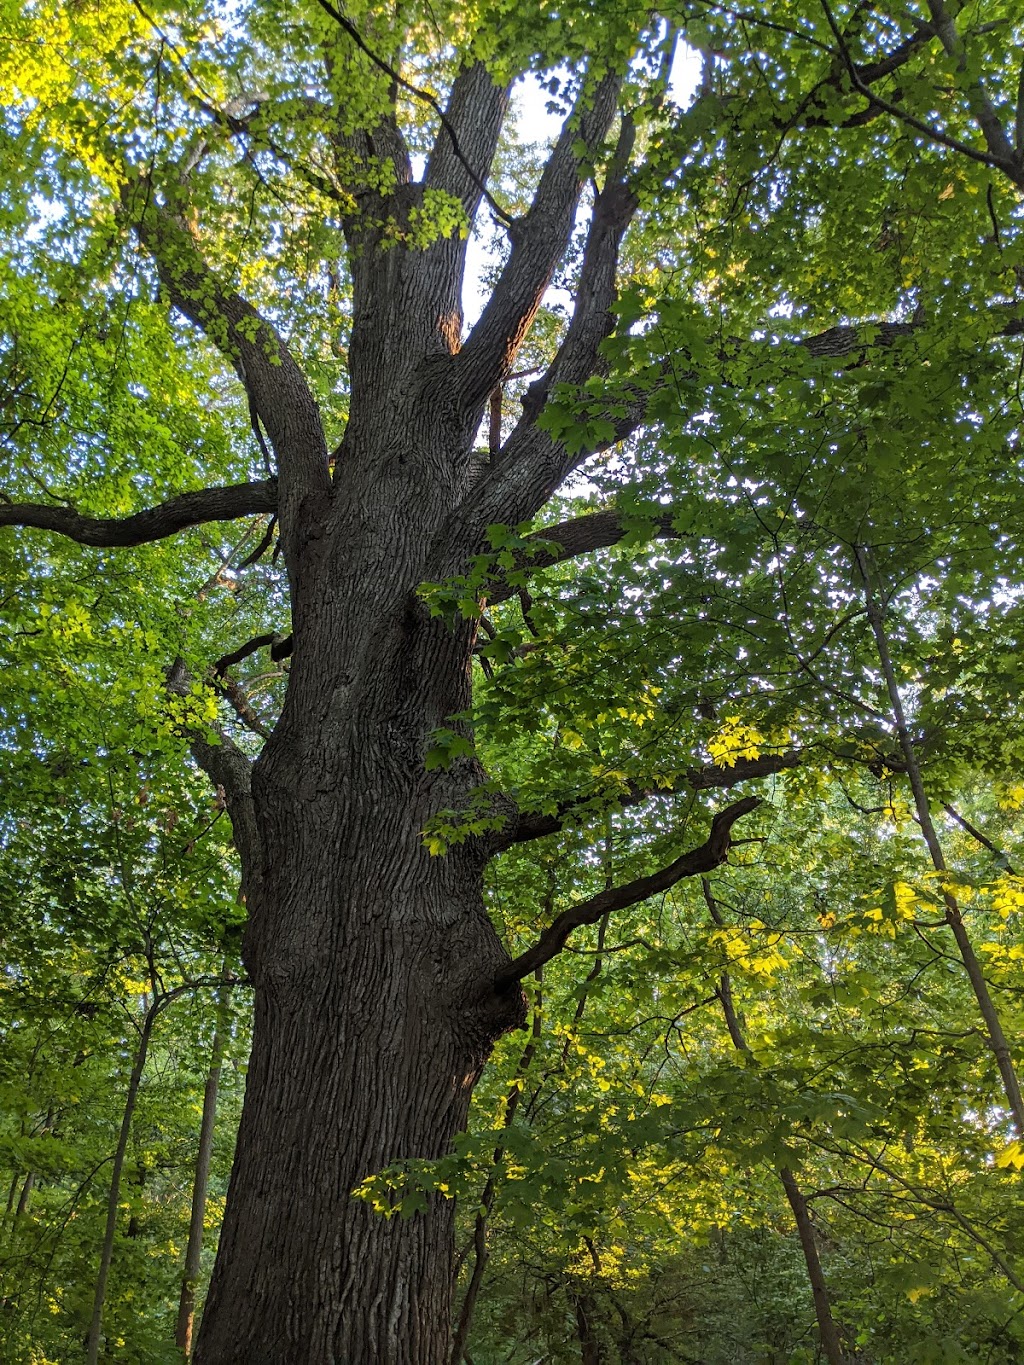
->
(183, 62, 638, 1364)
(5, 4, 1024, 1357)
(8, 54, 759, 1357)
(3, 33, 848, 1364)
(5, 55, 785, 1358)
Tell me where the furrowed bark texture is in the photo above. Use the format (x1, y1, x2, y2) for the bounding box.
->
(193, 382, 523, 1361)
(160, 63, 640, 1363)
(189, 79, 560, 1350)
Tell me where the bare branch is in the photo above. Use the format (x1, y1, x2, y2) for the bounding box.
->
(213, 631, 282, 677)
(505, 753, 801, 847)
(235, 515, 277, 570)
(493, 797, 761, 990)
(0, 480, 277, 547)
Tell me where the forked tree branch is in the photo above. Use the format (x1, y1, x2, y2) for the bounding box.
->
(493, 796, 761, 990)
(313, 0, 513, 226)
(0, 480, 278, 546)
(819, 0, 1024, 188)
(433, 102, 637, 573)
(456, 70, 622, 410)
(476, 136, 641, 524)
(450, 303, 1024, 586)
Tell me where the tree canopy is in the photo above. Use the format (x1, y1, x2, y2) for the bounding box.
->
(1, 0, 1024, 1360)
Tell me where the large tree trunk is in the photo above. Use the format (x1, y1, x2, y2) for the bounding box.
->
(195, 804, 517, 1361)
(195, 538, 523, 1360)
(191, 94, 590, 1353)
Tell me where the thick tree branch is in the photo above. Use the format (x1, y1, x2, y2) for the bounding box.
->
(456, 71, 622, 409)
(0, 480, 277, 547)
(924, 0, 1021, 176)
(788, 306, 1023, 366)
(167, 660, 262, 900)
(493, 796, 761, 990)
(213, 631, 282, 677)
(126, 190, 331, 513)
(424, 62, 511, 225)
(504, 753, 801, 847)
(313, 0, 512, 226)
(433, 110, 638, 573)
(487, 508, 686, 603)
(819, 0, 1024, 188)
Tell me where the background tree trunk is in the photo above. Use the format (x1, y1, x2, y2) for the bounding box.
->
(176, 977, 232, 1358)
(87, 1001, 159, 1365)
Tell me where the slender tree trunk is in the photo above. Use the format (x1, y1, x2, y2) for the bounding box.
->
(176, 979, 233, 1358)
(4, 1106, 53, 1231)
(777, 1170, 846, 1365)
(572, 1292, 602, 1365)
(855, 547, 1024, 1133)
(3, 1173, 19, 1222)
(86, 1001, 159, 1365)
(702, 880, 846, 1365)
(14, 1172, 35, 1219)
